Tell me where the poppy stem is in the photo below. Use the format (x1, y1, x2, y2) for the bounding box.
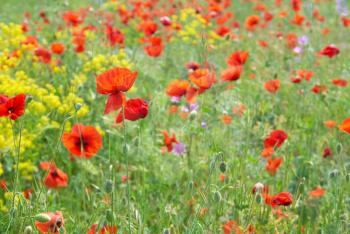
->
(122, 106, 131, 234)
(6, 119, 22, 232)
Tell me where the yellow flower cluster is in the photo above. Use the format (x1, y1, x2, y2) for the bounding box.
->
(171, 8, 223, 45)
(83, 49, 133, 74)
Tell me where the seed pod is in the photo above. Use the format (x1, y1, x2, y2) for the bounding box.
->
(213, 191, 222, 202)
(74, 103, 82, 111)
(24, 226, 33, 234)
(34, 213, 51, 222)
(219, 162, 226, 173)
(105, 179, 113, 193)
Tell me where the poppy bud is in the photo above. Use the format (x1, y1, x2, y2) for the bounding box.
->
(189, 110, 197, 120)
(74, 103, 82, 111)
(255, 193, 262, 204)
(25, 95, 33, 105)
(329, 169, 339, 178)
(123, 144, 129, 154)
(188, 181, 194, 189)
(219, 162, 226, 173)
(34, 213, 51, 222)
(105, 179, 113, 193)
(336, 143, 342, 154)
(59, 227, 65, 234)
(106, 209, 115, 223)
(213, 191, 222, 202)
(24, 226, 33, 234)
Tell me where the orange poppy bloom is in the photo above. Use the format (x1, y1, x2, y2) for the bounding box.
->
(35, 211, 65, 234)
(245, 15, 260, 31)
(96, 68, 137, 114)
(61, 124, 102, 158)
(266, 157, 283, 175)
(261, 147, 274, 158)
(291, 14, 305, 26)
(87, 224, 117, 234)
(189, 69, 215, 90)
(116, 98, 149, 123)
(50, 42, 65, 55)
(309, 186, 326, 198)
(264, 79, 280, 94)
(0, 94, 26, 120)
(339, 118, 350, 134)
(324, 120, 336, 128)
(221, 66, 242, 82)
(166, 79, 190, 97)
(226, 51, 249, 66)
(40, 162, 68, 188)
(223, 220, 243, 234)
(162, 130, 178, 152)
(221, 114, 232, 124)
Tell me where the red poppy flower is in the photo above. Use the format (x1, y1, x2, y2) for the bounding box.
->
(0, 94, 26, 120)
(332, 79, 347, 87)
(320, 45, 340, 58)
(23, 188, 33, 199)
(105, 24, 124, 47)
(311, 84, 327, 94)
(339, 118, 350, 134)
(116, 98, 148, 123)
(61, 124, 102, 158)
(264, 130, 288, 148)
(162, 130, 178, 152)
(35, 211, 65, 234)
(166, 80, 191, 97)
(266, 157, 283, 176)
(144, 37, 164, 57)
(87, 224, 117, 234)
(309, 186, 326, 198)
(62, 11, 82, 26)
(139, 21, 158, 36)
(40, 162, 68, 188)
(271, 192, 293, 206)
(323, 147, 332, 158)
(226, 51, 249, 66)
(34, 48, 52, 64)
(50, 42, 65, 55)
(96, 68, 137, 115)
(221, 66, 242, 81)
(264, 79, 280, 94)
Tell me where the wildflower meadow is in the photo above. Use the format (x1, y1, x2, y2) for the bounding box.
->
(0, 0, 349, 233)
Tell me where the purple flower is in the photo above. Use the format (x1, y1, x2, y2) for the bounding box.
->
(298, 35, 309, 46)
(201, 121, 207, 128)
(172, 142, 186, 156)
(181, 106, 189, 112)
(336, 0, 348, 16)
(189, 103, 199, 111)
(171, 96, 181, 103)
(293, 47, 302, 54)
